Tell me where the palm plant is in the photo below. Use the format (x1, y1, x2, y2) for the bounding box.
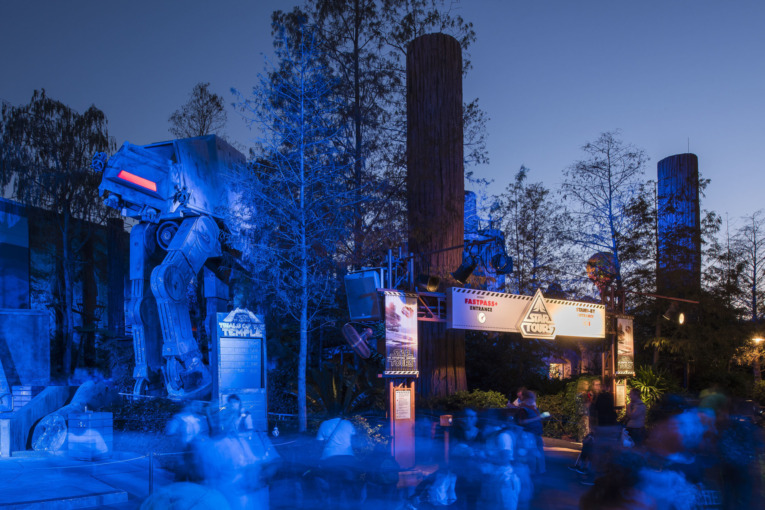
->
(306, 362, 380, 417)
(628, 365, 671, 407)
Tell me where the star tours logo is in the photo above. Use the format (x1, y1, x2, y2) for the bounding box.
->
(519, 289, 556, 340)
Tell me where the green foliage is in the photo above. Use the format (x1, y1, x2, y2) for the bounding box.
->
(627, 365, 672, 407)
(306, 361, 384, 417)
(350, 414, 390, 458)
(753, 380, 765, 406)
(692, 368, 752, 398)
(538, 378, 590, 441)
(422, 389, 508, 412)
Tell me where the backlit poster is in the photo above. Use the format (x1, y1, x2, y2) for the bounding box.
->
(616, 316, 635, 376)
(384, 291, 418, 376)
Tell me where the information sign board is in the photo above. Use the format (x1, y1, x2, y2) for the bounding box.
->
(395, 390, 412, 420)
(215, 308, 267, 431)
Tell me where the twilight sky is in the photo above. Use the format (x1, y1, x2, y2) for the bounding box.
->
(1, 0, 763, 226)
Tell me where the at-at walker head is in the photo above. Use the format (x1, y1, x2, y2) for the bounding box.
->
(97, 134, 245, 224)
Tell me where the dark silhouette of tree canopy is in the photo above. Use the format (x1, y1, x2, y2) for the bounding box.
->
(0, 90, 115, 374)
(168, 82, 227, 138)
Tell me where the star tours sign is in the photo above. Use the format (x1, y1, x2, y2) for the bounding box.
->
(518, 289, 556, 339)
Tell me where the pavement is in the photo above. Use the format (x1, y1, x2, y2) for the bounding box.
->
(0, 436, 588, 509)
(531, 438, 588, 510)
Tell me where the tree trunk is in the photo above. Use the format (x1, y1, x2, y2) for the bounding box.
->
(407, 33, 467, 397)
(62, 210, 76, 375)
(656, 154, 701, 299)
(81, 236, 98, 367)
(299, 283, 308, 432)
(298, 118, 308, 431)
(754, 357, 762, 383)
(352, 0, 363, 269)
(107, 218, 126, 337)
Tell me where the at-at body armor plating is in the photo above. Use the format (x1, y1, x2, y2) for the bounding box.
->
(98, 135, 243, 398)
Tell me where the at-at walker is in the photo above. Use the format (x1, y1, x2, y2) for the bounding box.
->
(97, 135, 243, 399)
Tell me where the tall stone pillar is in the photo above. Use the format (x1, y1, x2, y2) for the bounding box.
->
(407, 33, 467, 397)
(657, 153, 701, 298)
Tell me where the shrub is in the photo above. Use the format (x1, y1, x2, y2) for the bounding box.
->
(692, 369, 752, 399)
(421, 389, 508, 412)
(538, 378, 589, 441)
(351, 414, 390, 458)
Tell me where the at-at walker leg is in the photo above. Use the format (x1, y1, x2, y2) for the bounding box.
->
(151, 215, 221, 399)
(128, 223, 164, 396)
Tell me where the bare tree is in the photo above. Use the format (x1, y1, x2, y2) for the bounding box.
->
(736, 210, 765, 323)
(231, 16, 354, 431)
(168, 82, 227, 138)
(287, 0, 487, 270)
(561, 131, 649, 296)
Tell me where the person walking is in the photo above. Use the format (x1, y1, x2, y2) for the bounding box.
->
(625, 388, 647, 447)
(517, 390, 546, 475)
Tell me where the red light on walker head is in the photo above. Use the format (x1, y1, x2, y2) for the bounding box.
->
(117, 170, 157, 192)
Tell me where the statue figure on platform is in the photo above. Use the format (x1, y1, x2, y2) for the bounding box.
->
(97, 135, 243, 398)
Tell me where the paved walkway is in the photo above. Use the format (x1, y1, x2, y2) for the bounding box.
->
(0, 437, 587, 509)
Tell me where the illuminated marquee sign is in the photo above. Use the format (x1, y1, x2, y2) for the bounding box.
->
(447, 288, 605, 339)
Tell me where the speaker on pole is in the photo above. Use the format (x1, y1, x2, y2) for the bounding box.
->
(344, 270, 382, 321)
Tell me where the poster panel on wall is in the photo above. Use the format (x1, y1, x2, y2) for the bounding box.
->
(616, 316, 635, 376)
(383, 291, 418, 376)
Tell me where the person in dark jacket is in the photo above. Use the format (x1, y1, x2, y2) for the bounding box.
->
(518, 390, 546, 474)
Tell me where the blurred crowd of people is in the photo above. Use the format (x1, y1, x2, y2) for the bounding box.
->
(139, 384, 763, 510)
(428, 388, 549, 510)
(142, 394, 280, 510)
(575, 383, 764, 510)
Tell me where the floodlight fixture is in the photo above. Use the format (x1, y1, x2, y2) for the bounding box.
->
(452, 256, 478, 284)
(662, 302, 685, 325)
(490, 252, 513, 275)
(416, 274, 440, 292)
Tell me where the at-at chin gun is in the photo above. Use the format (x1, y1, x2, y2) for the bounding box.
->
(97, 135, 244, 399)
